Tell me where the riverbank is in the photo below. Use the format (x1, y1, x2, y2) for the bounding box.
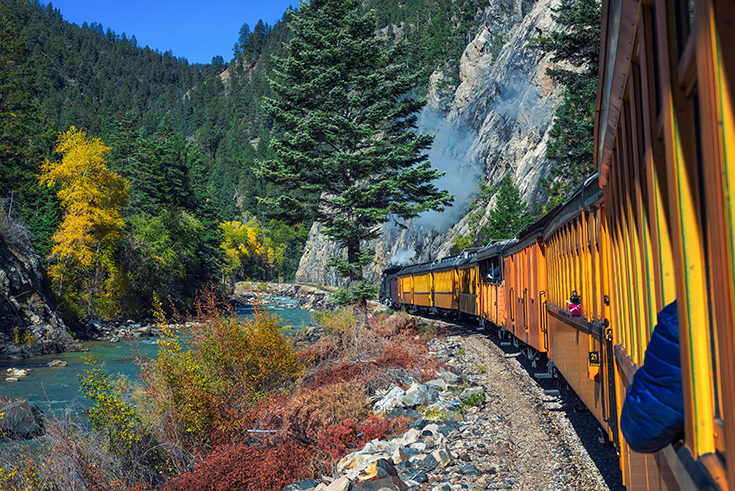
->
(0, 303, 624, 490)
(0, 282, 335, 361)
(233, 281, 337, 311)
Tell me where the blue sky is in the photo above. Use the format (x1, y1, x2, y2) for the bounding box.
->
(44, 0, 298, 64)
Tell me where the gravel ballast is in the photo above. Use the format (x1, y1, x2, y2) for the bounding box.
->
(288, 314, 626, 491)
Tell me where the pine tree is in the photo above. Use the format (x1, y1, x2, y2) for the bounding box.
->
(483, 175, 533, 241)
(0, 6, 50, 205)
(257, 0, 453, 326)
(528, 0, 600, 205)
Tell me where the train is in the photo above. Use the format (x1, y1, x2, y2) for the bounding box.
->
(381, 1, 735, 490)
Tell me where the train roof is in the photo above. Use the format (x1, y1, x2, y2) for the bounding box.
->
(396, 248, 481, 276)
(381, 265, 404, 277)
(542, 173, 602, 240)
(475, 239, 517, 260)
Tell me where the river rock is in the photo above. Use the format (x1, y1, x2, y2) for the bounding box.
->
(47, 359, 67, 367)
(0, 395, 42, 438)
(6, 368, 30, 377)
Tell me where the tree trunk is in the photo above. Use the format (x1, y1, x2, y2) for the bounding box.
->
(347, 242, 369, 329)
(353, 296, 369, 330)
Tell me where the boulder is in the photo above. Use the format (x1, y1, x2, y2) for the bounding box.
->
(47, 359, 67, 367)
(0, 395, 42, 438)
(5, 368, 29, 377)
(400, 382, 438, 407)
(373, 386, 405, 413)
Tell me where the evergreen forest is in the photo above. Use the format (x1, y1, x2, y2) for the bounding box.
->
(0, 0, 496, 323)
(0, 0, 599, 323)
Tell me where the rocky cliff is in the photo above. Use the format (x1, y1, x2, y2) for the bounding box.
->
(0, 237, 81, 359)
(296, 0, 564, 286)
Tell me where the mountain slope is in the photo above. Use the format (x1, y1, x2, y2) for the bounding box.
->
(295, 0, 565, 285)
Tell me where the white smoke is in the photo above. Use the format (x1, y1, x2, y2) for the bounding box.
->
(415, 109, 484, 230)
(391, 248, 417, 266)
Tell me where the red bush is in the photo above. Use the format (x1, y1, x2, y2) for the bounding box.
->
(168, 439, 311, 491)
(317, 415, 410, 459)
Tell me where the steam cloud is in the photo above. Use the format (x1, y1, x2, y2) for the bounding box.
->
(415, 110, 483, 230)
(391, 248, 417, 266)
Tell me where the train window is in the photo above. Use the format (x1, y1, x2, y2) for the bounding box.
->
(650, 3, 663, 118)
(673, 0, 695, 59)
(490, 257, 502, 284)
(693, 90, 723, 423)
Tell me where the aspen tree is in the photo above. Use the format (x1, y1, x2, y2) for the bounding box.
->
(39, 126, 130, 320)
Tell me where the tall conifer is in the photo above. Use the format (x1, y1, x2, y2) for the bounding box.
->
(258, 0, 453, 325)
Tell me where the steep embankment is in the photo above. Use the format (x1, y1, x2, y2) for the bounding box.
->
(0, 238, 81, 359)
(296, 0, 564, 286)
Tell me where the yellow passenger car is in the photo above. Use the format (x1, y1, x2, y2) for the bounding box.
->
(595, 0, 735, 488)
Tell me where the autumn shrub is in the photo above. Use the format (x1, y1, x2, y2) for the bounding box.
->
(78, 356, 178, 488)
(167, 438, 312, 491)
(139, 289, 303, 450)
(318, 415, 410, 459)
(0, 456, 43, 491)
(258, 381, 371, 441)
(313, 307, 355, 337)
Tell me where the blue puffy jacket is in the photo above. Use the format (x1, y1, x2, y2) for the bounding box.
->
(620, 301, 684, 453)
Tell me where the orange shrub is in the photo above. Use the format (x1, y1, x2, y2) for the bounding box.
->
(168, 439, 311, 491)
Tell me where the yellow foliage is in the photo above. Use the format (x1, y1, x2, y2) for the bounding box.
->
(39, 126, 130, 320)
(220, 215, 285, 280)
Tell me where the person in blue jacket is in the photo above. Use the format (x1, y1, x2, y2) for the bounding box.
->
(620, 300, 685, 453)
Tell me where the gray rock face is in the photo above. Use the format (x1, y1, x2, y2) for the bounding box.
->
(0, 238, 81, 359)
(296, 0, 565, 286)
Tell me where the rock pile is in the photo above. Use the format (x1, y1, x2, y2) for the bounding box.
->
(78, 318, 201, 342)
(283, 329, 615, 491)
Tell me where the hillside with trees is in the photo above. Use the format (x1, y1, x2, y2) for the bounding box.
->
(0, 0, 598, 324)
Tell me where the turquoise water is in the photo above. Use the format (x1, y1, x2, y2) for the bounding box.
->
(0, 303, 313, 418)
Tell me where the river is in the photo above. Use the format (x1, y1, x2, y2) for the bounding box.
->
(0, 300, 313, 419)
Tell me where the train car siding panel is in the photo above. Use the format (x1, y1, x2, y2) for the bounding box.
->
(458, 266, 478, 316)
(547, 311, 605, 427)
(434, 269, 457, 310)
(413, 272, 433, 308)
